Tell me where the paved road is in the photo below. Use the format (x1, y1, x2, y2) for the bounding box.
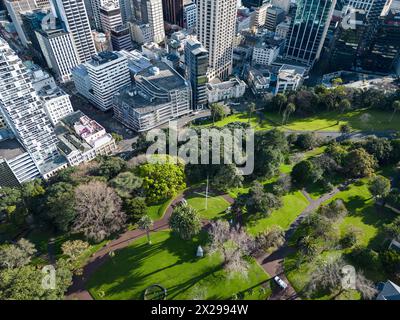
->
(257, 187, 341, 300)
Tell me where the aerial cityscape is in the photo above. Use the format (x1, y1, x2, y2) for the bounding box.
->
(0, 0, 400, 306)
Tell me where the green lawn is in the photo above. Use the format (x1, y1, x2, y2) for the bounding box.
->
(186, 193, 231, 219)
(246, 190, 309, 236)
(87, 230, 271, 300)
(284, 180, 396, 299)
(196, 109, 400, 133)
(146, 198, 172, 220)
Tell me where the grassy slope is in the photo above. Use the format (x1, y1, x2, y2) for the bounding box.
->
(284, 180, 396, 299)
(87, 230, 271, 300)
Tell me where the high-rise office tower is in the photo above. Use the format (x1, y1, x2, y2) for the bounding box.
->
(265, 5, 286, 31)
(119, 0, 133, 23)
(111, 24, 133, 50)
(162, 0, 183, 26)
(36, 27, 80, 82)
(362, 9, 400, 73)
(51, 0, 97, 63)
(100, 0, 123, 33)
(197, 0, 237, 80)
(130, 0, 165, 44)
(285, 0, 336, 66)
(72, 51, 131, 111)
(0, 37, 59, 167)
(5, 0, 50, 46)
(185, 38, 208, 110)
(346, 0, 387, 21)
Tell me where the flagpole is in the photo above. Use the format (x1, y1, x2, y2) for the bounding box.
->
(205, 175, 209, 210)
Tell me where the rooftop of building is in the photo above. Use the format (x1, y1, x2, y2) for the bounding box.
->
(56, 111, 112, 154)
(87, 51, 121, 67)
(119, 49, 152, 74)
(38, 154, 68, 175)
(37, 85, 68, 100)
(136, 60, 187, 91)
(207, 77, 245, 90)
(114, 84, 170, 115)
(0, 138, 26, 161)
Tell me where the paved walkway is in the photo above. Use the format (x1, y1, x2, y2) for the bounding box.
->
(67, 191, 235, 300)
(257, 187, 341, 300)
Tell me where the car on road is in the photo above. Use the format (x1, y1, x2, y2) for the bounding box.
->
(274, 276, 288, 290)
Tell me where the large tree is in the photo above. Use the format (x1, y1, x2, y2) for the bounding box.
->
(45, 182, 76, 232)
(110, 171, 143, 198)
(96, 156, 127, 180)
(0, 239, 37, 269)
(0, 261, 72, 300)
(138, 161, 186, 203)
(125, 197, 148, 222)
(72, 181, 126, 242)
(169, 204, 202, 240)
(246, 181, 282, 217)
(344, 148, 377, 178)
(212, 164, 243, 192)
(368, 175, 391, 201)
(208, 220, 255, 276)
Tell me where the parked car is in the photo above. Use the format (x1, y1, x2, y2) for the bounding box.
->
(274, 276, 288, 290)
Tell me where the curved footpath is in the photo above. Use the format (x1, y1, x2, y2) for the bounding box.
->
(67, 193, 235, 300)
(258, 187, 341, 300)
(67, 186, 339, 301)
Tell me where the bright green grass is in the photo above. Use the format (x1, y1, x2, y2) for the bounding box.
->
(146, 198, 171, 220)
(285, 180, 396, 299)
(268, 109, 400, 132)
(198, 109, 400, 133)
(186, 193, 231, 219)
(201, 113, 274, 131)
(246, 190, 309, 236)
(87, 230, 271, 300)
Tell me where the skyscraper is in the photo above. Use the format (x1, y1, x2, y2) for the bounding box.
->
(162, 0, 184, 27)
(185, 38, 208, 110)
(285, 0, 336, 66)
(0, 37, 59, 167)
(51, 0, 97, 63)
(100, 0, 123, 33)
(130, 0, 165, 44)
(197, 0, 237, 80)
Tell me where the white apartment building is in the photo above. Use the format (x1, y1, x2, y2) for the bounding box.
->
(253, 2, 270, 28)
(72, 51, 131, 111)
(145, 0, 165, 44)
(51, 0, 97, 63)
(276, 65, 305, 94)
(197, 0, 237, 80)
(39, 87, 74, 126)
(100, 0, 123, 33)
(113, 61, 192, 132)
(35, 28, 80, 82)
(207, 77, 246, 103)
(56, 111, 116, 166)
(0, 37, 59, 167)
(252, 42, 282, 66)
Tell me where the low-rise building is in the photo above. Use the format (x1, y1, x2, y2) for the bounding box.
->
(252, 35, 285, 66)
(55, 111, 117, 166)
(0, 138, 41, 187)
(113, 61, 192, 132)
(275, 18, 291, 39)
(38, 85, 74, 126)
(207, 77, 246, 103)
(247, 64, 305, 95)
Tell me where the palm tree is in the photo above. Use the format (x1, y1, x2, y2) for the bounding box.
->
(273, 93, 287, 115)
(282, 103, 296, 124)
(248, 102, 256, 124)
(390, 100, 400, 122)
(138, 215, 153, 244)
